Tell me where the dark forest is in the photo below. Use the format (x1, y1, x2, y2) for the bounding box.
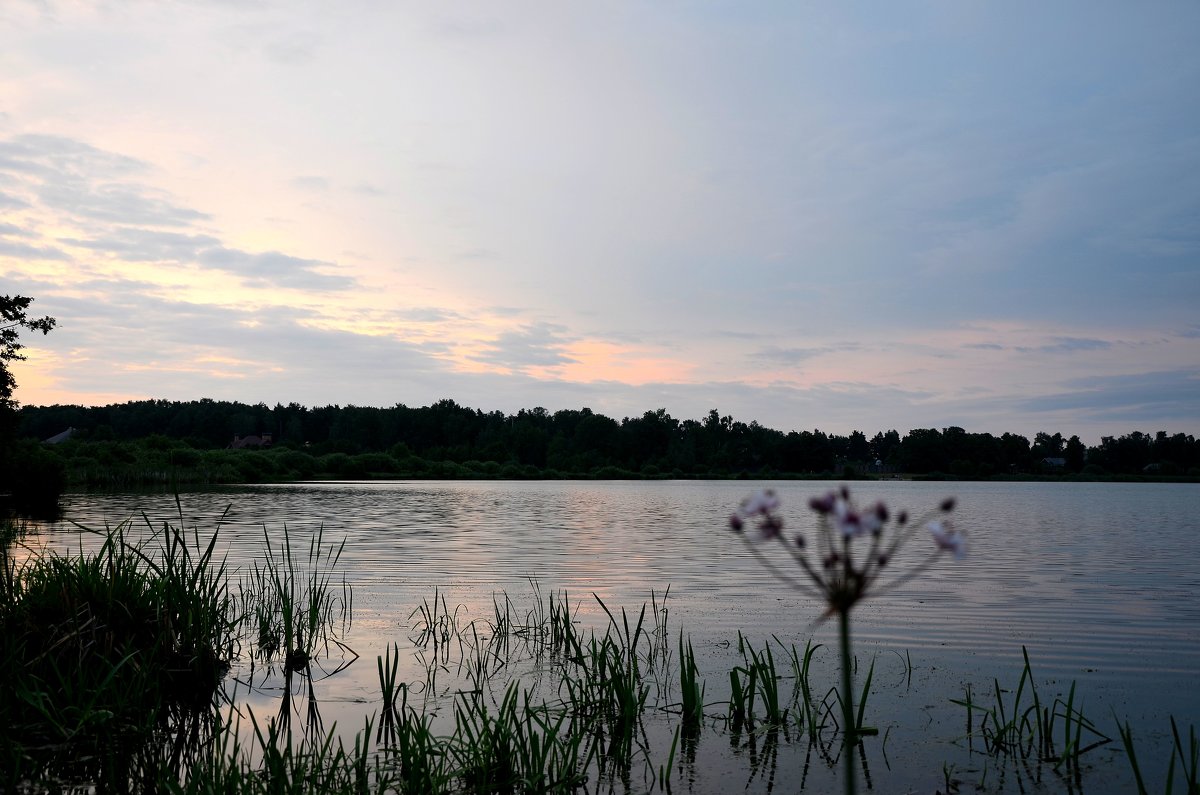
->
(13, 399, 1199, 493)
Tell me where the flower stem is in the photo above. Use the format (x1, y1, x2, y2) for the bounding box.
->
(840, 606, 857, 795)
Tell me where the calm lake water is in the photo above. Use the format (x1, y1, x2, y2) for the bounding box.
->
(26, 480, 1200, 793)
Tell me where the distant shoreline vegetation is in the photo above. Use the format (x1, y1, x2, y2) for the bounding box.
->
(9, 399, 1200, 502)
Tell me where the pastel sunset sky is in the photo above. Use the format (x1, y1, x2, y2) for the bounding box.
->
(2, 1, 1197, 444)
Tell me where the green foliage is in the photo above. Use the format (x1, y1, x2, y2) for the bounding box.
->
(0, 437, 65, 515)
(351, 451, 400, 475)
(276, 448, 318, 477)
(11, 397, 1200, 497)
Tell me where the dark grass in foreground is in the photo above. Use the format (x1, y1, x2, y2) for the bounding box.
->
(1, 514, 1195, 794)
(1, 506, 239, 790)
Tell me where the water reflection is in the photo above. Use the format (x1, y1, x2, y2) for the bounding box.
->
(34, 480, 1200, 678)
(22, 479, 1200, 791)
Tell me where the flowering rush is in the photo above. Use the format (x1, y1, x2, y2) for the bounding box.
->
(729, 486, 965, 616)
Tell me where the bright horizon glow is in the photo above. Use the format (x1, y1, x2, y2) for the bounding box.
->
(2, 1, 1198, 445)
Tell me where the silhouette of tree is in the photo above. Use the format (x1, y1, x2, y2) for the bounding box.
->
(1, 294, 56, 415)
(1, 294, 60, 511)
(1064, 435, 1086, 473)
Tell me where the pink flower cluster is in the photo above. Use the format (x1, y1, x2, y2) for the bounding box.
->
(729, 489, 783, 537)
(729, 485, 965, 613)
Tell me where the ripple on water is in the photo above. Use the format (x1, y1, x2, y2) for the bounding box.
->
(27, 479, 1200, 788)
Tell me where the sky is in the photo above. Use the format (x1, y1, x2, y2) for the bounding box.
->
(1, 1, 1198, 445)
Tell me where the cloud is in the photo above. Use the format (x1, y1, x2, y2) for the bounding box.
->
(1012, 369, 1200, 427)
(390, 307, 464, 323)
(431, 13, 504, 39)
(0, 134, 145, 181)
(59, 228, 221, 261)
(37, 181, 210, 228)
(485, 306, 528, 318)
(962, 336, 1115, 354)
(750, 344, 856, 364)
(473, 323, 578, 370)
(196, 247, 354, 291)
(263, 31, 322, 65)
(1015, 369, 1200, 424)
(0, 134, 205, 229)
(0, 133, 355, 292)
(0, 239, 71, 261)
(1015, 337, 1113, 354)
(30, 284, 445, 403)
(5, 5, 1199, 445)
(351, 182, 386, 197)
(455, 248, 498, 262)
(0, 191, 30, 209)
(291, 175, 330, 192)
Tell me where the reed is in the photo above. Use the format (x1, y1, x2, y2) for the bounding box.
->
(785, 638, 831, 736)
(1173, 718, 1200, 795)
(594, 596, 652, 738)
(950, 646, 1110, 788)
(728, 633, 790, 730)
(381, 701, 446, 793)
(409, 587, 466, 648)
(853, 655, 877, 737)
(449, 683, 591, 792)
(678, 631, 705, 731)
(241, 523, 351, 670)
(549, 589, 583, 662)
(0, 505, 239, 790)
(1117, 714, 1200, 795)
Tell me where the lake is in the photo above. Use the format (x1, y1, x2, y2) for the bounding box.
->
(25, 479, 1200, 793)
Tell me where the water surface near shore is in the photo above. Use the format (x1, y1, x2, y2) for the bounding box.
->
(28, 479, 1200, 792)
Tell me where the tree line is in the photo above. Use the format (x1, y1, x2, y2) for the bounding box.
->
(16, 398, 1200, 483)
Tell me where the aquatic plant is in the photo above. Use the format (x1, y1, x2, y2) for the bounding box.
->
(950, 645, 1111, 791)
(241, 523, 351, 670)
(729, 485, 965, 795)
(1117, 714, 1199, 795)
(0, 508, 239, 790)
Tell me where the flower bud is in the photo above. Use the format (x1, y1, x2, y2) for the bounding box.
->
(760, 515, 784, 539)
(809, 493, 835, 514)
